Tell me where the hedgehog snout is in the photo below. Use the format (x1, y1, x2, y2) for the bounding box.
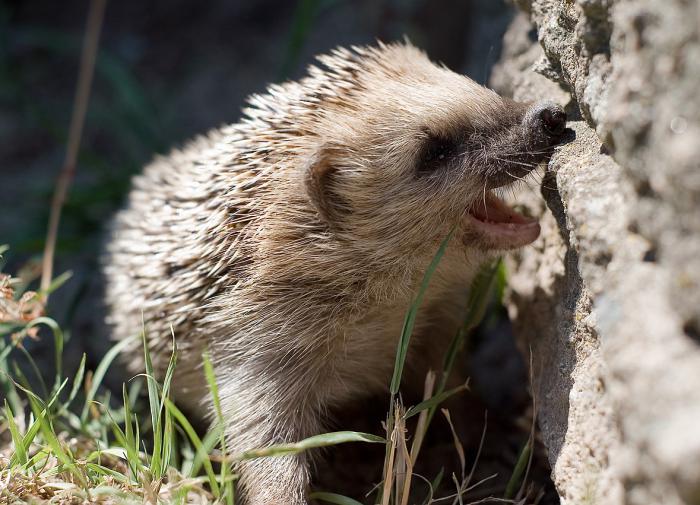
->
(523, 101, 567, 143)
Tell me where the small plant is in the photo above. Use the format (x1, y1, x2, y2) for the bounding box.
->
(1, 249, 222, 502)
(372, 237, 507, 505)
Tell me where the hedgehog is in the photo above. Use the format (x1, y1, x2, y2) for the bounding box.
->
(102, 41, 567, 504)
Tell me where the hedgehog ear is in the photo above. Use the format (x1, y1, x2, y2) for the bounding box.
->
(305, 146, 343, 223)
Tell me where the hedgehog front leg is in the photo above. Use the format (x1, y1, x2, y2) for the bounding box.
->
(236, 453, 311, 505)
(217, 366, 324, 505)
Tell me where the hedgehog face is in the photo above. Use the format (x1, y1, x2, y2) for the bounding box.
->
(408, 97, 568, 251)
(302, 43, 567, 255)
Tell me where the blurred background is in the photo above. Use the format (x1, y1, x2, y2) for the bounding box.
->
(1, 1, 559, 501)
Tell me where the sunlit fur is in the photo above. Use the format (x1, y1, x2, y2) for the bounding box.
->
(103, 42, 553, 504)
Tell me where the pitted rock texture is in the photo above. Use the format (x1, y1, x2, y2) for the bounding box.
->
(494, 3, 700, 505)
(505, 123, 625, 505)
(516, 0, 700, 333)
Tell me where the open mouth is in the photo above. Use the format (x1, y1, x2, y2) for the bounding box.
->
(463, 192, 540, 250)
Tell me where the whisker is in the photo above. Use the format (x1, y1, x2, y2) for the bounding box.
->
(496, 148, 553, 157)
(491, 157, 539, 169)
(489, 155, 559, 192)
(504, 169, 535, 184)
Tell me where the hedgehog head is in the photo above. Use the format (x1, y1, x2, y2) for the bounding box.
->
(242, 42, 567, 262)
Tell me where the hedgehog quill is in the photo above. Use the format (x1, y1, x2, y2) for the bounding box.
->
(103, 42, 567, 504)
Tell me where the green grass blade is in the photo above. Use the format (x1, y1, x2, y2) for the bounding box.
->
(0, 335, 17, 363)
(127, 376, 142, 409)
(278, 0, 323, 80)
(505, 437, 532, 499)
(404, 382, 468, 419)
(24, 316, 65, 386)
(420, 467, 444, 505)
(494, 259, 507, 304)
(0, 340, 24, 420)
(439, 260, 501, 392)
(4, 399, 28, 465)
(390, 230, 454, 395)
(26, 393, 86, 487)
(134, 413, 141, 470)
(15, 345, 49, 400)
(85, 463, 131, 485)
(122, 384, 139, 480)
(189, 423, 224, 478)
(80, 335, 136, 423)
(414, 260, 502, 464)
(165, 398, 220, 495)
(39, 270, 73, 297)
(10, 409, 45, 466)
(158, 329, 178, 474)
(308, 491, 365, 505)
(202, 350, 235, 505)
(86, 446, 127, 462)
(202, 351, 222, 419)
(140, 321, 163, 477)
(237, 431, 385, 460)
(12, 318, 67, 402)
(57, 353, 86, 417)
(24, 447, 52, 470)
(103, 403, 145, 484)
(162, 399, 175, 475)
(380, 230, 453, 505)
(4, 366, 68, 413)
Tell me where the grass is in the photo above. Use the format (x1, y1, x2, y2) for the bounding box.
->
(0, 239, 538, 504)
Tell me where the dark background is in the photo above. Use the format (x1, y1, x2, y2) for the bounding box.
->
(0, 1, 558, 501)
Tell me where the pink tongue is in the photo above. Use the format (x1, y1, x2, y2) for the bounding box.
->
(465, 193, 540, 250)
(470, 193, 532, 225)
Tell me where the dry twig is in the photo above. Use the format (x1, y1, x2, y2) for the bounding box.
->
(40, 0, 107, 299)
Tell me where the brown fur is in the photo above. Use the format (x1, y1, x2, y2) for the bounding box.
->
(103, 42, 563, 504)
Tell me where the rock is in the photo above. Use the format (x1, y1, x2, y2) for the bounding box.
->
(494, 3, 700, 504)
(490, 13, 570, 106)
(505, 122, 625, 505)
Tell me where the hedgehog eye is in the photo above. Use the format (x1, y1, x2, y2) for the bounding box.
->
(418, 134, 458, 175)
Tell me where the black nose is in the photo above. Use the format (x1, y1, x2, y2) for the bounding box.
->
(524, 101, 567, 140)
(533, 102, 567, 137)
(541, 107, 566, 136)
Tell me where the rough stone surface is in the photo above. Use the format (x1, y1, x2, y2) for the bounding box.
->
(518, 0, 700, 331)
(505, 122, 625, 505)
(494, 3, 700, 504)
